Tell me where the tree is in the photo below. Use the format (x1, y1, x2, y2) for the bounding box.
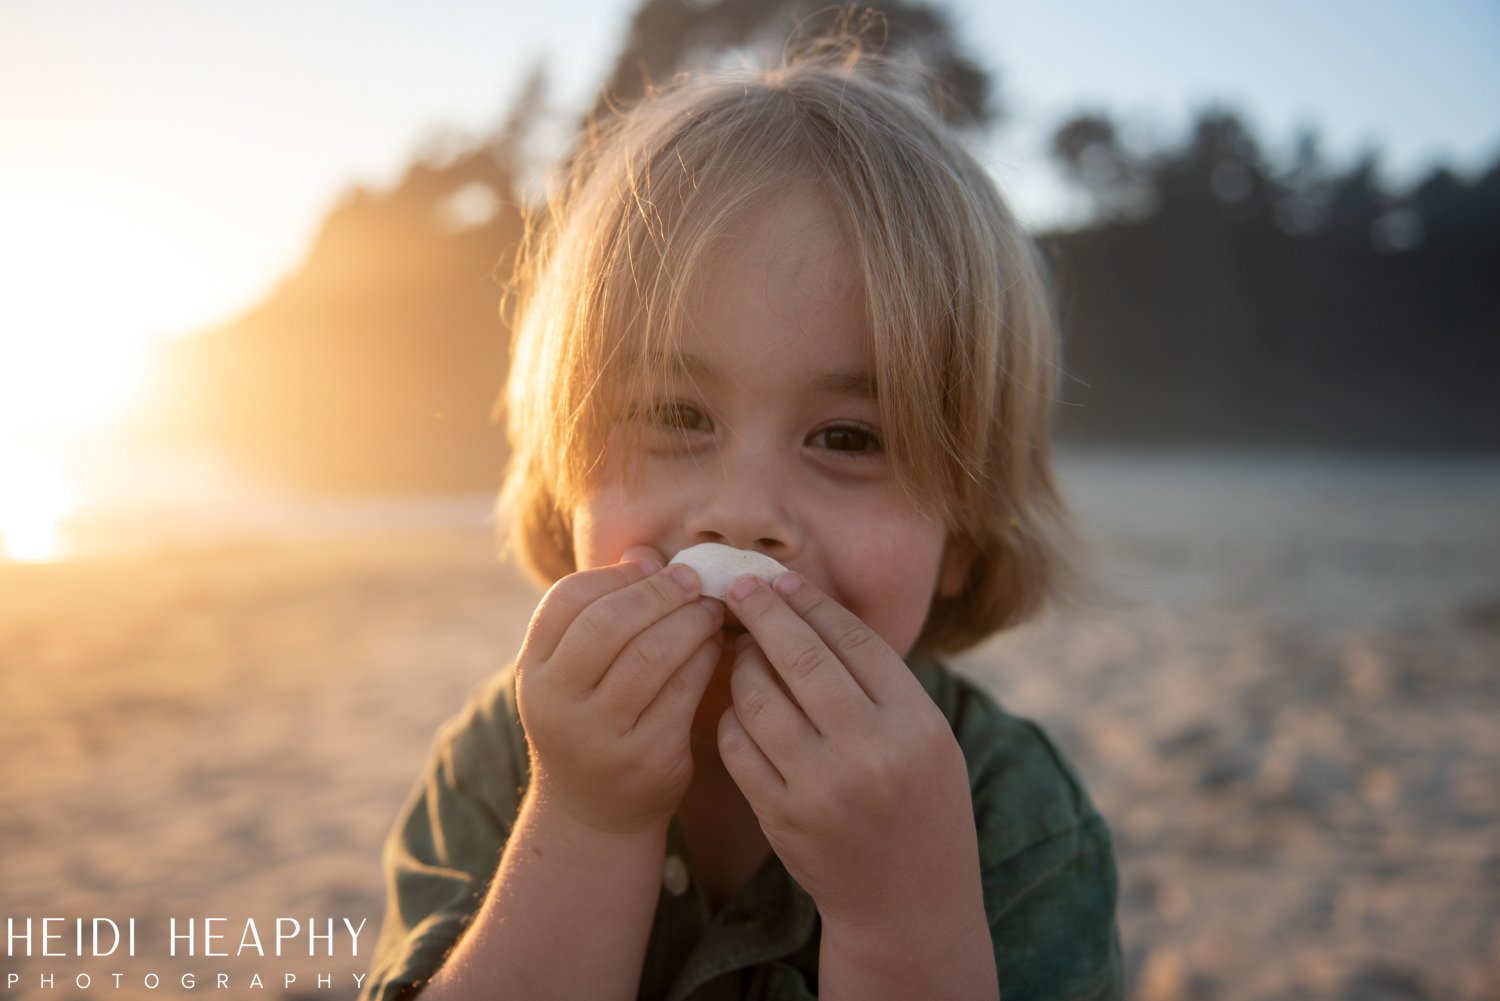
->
(590, 0, 995, 130)
(1050, 113, 1154, 223)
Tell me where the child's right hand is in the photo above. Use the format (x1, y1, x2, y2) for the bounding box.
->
(514, 547, 724, 838)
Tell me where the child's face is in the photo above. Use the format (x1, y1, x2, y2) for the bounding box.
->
(572, 184, 967, 718)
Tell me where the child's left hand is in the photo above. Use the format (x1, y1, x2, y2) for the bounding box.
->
(718, 573, 992, 979)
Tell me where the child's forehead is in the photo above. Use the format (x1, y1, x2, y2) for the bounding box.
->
(718, 182, 846, 255)
(684, 183, 864, 313)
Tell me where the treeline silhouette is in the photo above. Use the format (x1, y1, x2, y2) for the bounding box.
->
(1044, 110, 1500, 451)
(154, 1, 1500, 493)
(160, 119, 525, 492)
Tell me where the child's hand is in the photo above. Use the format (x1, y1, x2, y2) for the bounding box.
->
(516, 547, 724, 838)
(718, 574, 989, 960)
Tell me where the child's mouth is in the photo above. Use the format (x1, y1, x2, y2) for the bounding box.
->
(719, 608, 748, 643)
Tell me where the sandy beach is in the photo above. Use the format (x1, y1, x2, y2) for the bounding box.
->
(3, 449, 1497, 999)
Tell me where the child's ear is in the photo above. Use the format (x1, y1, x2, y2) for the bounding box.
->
(936, 536, 977, 599)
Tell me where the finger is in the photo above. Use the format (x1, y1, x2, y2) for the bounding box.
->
(594, 597, 724, 722)
(619, 544, 666, 573)
(549, 563, 705, 690)
(524, 561, 654, 662)
(765, 571, 918, 706)
(725, 575, 872, 733)
(633, 631, 722, 734)
(718, 706, 787, 801)
(728, 642, 824, 767)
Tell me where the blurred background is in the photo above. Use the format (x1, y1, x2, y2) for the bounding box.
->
(2, 2, 1497, 999)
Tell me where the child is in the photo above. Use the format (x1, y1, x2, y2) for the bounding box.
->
(363, 40, 1122, 1001)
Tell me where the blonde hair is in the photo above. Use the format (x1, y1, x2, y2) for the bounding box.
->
(499, 43, 1082, 653)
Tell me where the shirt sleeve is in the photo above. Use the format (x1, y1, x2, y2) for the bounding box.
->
(361, 666, 530, 1001)
(943, 669, 1125, 1001)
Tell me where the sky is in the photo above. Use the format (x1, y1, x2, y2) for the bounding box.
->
(3, 0, 1496, 349)
(1, 1, 1498, 557)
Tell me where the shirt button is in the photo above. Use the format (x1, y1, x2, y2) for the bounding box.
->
(662, 854, 691, 897)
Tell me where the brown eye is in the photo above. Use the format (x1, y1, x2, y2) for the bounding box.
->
(659, 401, 708, 431)
(814, 424, 882, 453)
(632, 400, 709, 432)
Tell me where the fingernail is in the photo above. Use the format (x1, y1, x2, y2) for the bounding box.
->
(772, 571, 803, 597)
(698, 597, 724, 619)
(727, 576, 760, 602)
(670, 563, 699, 593)
(623, 548, 662, 575)
(733, 632, 755, 652)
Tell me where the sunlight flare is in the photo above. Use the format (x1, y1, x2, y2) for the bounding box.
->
(0, 184, 202, 561)
(0, 444, 78, 562)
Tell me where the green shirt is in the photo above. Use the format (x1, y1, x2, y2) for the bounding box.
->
(362, 657, 1122, 1000)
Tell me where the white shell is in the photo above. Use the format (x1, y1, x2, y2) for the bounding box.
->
(670, 543, 788, 600)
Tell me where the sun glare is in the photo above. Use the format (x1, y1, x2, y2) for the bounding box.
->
(0, 445, 78, 562)
(0, 204, 159, 561)
(0, 334, 154, 560)
(0, 187, 190, 561)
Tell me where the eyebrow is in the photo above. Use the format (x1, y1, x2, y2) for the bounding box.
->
(671, 351, 877, 399)
(815, 368, 878, 398)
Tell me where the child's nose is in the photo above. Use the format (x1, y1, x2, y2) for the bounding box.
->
(682, 449, 800, 560)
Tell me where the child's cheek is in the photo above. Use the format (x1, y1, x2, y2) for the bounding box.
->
(570, 494, 665, 572)
(819, 513, 948, 656)
(569, 501, 621, 572)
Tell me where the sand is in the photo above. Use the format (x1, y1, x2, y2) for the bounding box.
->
(2, 450, 1497, 999)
